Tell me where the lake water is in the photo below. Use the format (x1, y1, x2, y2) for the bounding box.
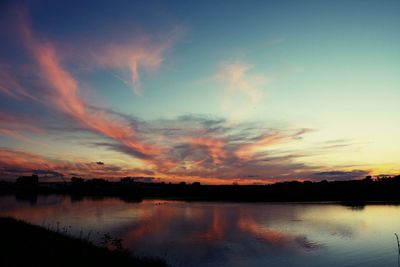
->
(0, 195, 399, 267)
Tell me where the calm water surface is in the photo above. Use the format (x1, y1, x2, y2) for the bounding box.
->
(0, 195, 399, 267)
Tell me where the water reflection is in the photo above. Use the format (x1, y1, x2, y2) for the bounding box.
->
(0, 195, 399, 267)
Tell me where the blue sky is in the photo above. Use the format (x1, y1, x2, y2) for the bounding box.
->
(0, 0, 399, 183)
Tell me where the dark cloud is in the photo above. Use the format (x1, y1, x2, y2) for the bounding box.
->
(312, 170, 369, 180)
(84, 115, 330, 182)
(1, 167, 30, 174)
(124, 176, 159, 183)
(32, 169, 64, 178)
(93, 142, 154, 160)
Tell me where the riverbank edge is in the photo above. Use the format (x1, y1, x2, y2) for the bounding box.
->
(0, 217, 169, 267)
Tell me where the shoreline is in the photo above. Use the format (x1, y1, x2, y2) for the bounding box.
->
(3, 192, 400, 206)
(0, 217, 169, 267)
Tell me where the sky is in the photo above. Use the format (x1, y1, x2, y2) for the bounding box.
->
(0, 0, 399, 184)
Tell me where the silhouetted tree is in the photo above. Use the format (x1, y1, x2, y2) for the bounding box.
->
(16, 175, 39, 187)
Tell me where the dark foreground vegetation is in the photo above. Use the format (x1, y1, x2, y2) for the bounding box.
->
(0, 217, 168, 267)
(1, 175, 400, 203)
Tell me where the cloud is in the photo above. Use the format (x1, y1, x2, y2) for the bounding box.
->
(75, 113, 319, 182)
(186, 137, 227, 164)
(0, 147, 158, 180)
(215, 63, 264, 103)
(32, 169, 64, 178)
(234, 128, 313, 161)
(57, 25, 182, 96)
(0, 62, 36, 100)
(0, 11, 375, 184)
(215, 62, 269, 122)
(235, 132, 287, 161)
(92, 35, 178, 95)
(0, 112, 39, 131)
(17, 12, 161, 161)
(0, 148, 50, 173)
(312, 170, 370, 180)
(114, 115, 317, 182)
(0, 112, 44, 143)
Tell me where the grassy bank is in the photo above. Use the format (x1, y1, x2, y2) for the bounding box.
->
(0, 217, 169, 267)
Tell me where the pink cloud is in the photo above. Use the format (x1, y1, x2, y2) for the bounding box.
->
(0, 148, 50, 170)
(0, 112, 45, 144)
(0, 148, 157, 180)
(93, 39, 173, 95)
(18, 13, 161, 159)
(0, 63, 35, 100)
(214, 62, 270, 123)
(215, 62, 264, 104)
(186, 136, 227, 164)
(235, 129, 314, 161)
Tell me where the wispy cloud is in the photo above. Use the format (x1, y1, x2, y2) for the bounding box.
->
(0, 147, 156, 181)
(0, 10, 374, 184)
(0, 62, 36, 100)
(215, 62, 269, 122)
(186, 136, 227, 164)
(17, 12, 161, 160)
(312, 170, 370, 180)
(92, 33, 179, 95)
(215, 62, 264, 103)
(0, 112, 44, 144)
(235, 128, 313, 160)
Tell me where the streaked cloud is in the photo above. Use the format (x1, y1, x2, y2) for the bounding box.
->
(92, 35, 177, 95)
(186, 136, 227, 164)
(0, 7, 382, 184)
(0, 63, 35, 100)
(0, 147, 156, 181)
(0, 112, 44, 143)
(312, 170, 369, 180)
(215, 62, 269, 122)
(215, 62, 264, 103)
(17, 12, 160, 160)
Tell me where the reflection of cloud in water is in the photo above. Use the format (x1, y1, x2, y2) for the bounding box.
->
(120, 202, 323, 253)
(238, 217, 323, 250)
(294, 236, 323, 249)
(3, 197, 392, 267)
(299, 217, 360, 239)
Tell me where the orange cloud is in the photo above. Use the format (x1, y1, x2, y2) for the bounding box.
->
(215, 62, 268, 122)
(18, 13, 160, 160)
(0, 129, 36, 144)
(186, 136, 227, 164)
(235, 129, 313, 161)
(235, 133, 286, 161)
(94, 42, 167, 95)
(0, 147, 161, 180)
(216, 63, 264, 103)
(0, 112, 43, 133)
(0, 148, 50, 170)
(0, 112, 45, 144)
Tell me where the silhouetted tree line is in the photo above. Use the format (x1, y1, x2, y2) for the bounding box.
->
(1, 174, 400, 203)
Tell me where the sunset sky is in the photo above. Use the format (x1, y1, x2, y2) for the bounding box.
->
(0, 0, 399, 184)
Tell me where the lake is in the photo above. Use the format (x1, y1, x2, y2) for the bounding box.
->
(0, 195, 399, 267)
